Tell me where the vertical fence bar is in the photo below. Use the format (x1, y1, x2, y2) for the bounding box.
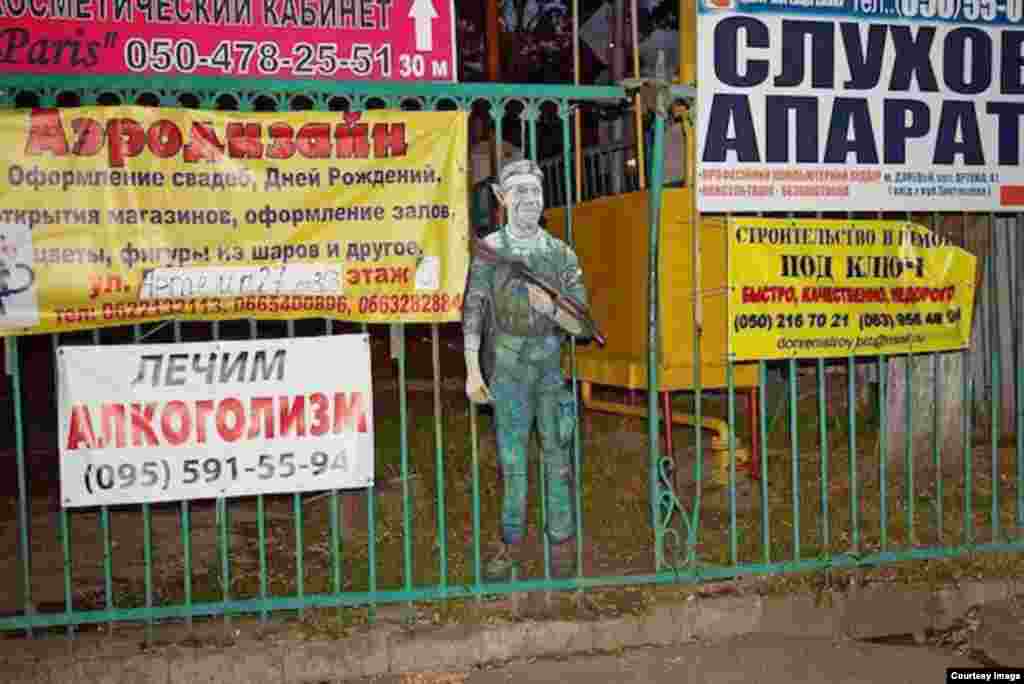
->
(396, 323, 414, 595)
(249, 317, 263, 623)
(324, 321, 342, 622)
(989, 214, 1000, 542)
(979, 265, 990, 408)
(526, 105, 552, 580)
(460, 85, 483, 597)
(1013, 215, 1021, 393)
(143, 486, 153, 636)
(903, 209, 916, 548)
(1017, 329, 1024, 525)
(928, 216, 942, 541)
(991, 347, 1001, 541)
(354, 268, 376, 616)
(489, 101, 505, 230)
(817, 359, 829, 553)
(879, 355, 888, 550)
(538, 403, 551, 582)
(250, 327, 267, 624)
(933, 352, 943, 541)
(367, 480, 377, 621)
(965, 378, 975, 544)
(104, 519, 117, 626)
(688, 108, 704, 573)
(1018, 212, 1024, 530)
(359, 287, 375, 620)
(257, 487, 268, 623)
(759, 361, 770, 564)
(848, 356, 858, 552)
(282, 321, 300, 620)
(561, 102, 585, 581)
(293, 489, 304, 618)
(647, 106, 666, 569)
(329, 324, 342, 621)
(462, 101, 481, 597)
(557, 161, 565, 206)
(905, 356, 914, 544)
(789, 358, 800, 560)
(210, 323, 231, 626)
(727, 361, 737, 565)
(92, 329, 115, 633)
(220, 501, 234, 626)
(987, 216, 995, 540)
(52, 334, 74, 638)
(560, 157, 569, 206)
(172, 322, 192, 628)
(470, 401, 482, 591)
(589, 153, 598, 198)
(330, 479, 342, 617)
(9, 337, 32, 637)
(527, 101, 539, 162)
(431, 324, 448, 590)
(132, 324, 154, 642)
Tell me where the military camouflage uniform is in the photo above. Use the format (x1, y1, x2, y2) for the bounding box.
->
(463, 224, 587, 572)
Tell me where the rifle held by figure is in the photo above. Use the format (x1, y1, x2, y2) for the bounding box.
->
(471, 237, 607, 347)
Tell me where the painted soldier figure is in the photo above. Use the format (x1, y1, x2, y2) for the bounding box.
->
(462, 159, 590, 579)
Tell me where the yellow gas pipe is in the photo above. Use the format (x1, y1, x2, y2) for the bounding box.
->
(579, 381, 749, 484)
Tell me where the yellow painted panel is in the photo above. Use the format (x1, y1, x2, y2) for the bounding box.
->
(546, 188, 757, 391)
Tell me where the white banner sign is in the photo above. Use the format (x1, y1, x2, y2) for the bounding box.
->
(696, 0, 1024, 212)
(58, 335, 374, 508)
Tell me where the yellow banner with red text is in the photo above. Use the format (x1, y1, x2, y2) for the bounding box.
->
(0, 106, 468, 336)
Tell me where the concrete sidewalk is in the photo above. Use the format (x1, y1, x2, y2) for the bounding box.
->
(973, 597, 1024, 667)
(374, 636, 976, 684)
(0, 578, 1020, 683)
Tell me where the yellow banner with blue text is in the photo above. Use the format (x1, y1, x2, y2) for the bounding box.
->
(728, 218, 977, 361)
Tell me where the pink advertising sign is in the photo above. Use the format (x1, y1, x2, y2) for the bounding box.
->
(0, 0, 457, 81)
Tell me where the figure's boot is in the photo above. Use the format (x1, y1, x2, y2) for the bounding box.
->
(550, 536, 577, 579)
(484, 542, 522, 582)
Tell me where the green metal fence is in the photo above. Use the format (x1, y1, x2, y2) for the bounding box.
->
(0, 74, 1020, 640)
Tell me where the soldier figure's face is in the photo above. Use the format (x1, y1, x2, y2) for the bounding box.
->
(505, 178, 544, 236)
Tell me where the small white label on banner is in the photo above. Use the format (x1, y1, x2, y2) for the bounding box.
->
(57, 334, 374, 508)
(414, 256, 440, 291)
(0, 222, 40, 330)
(138, 264, 343, 300)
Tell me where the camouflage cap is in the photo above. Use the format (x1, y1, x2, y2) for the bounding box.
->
(498, 159, 543, 188)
